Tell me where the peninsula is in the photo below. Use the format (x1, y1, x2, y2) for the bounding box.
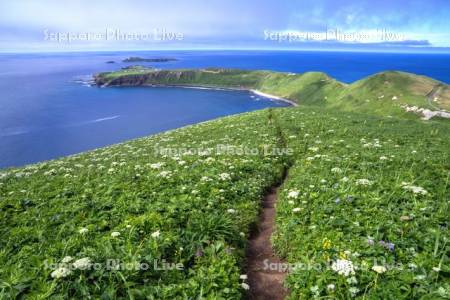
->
(95, 67, 450, 120)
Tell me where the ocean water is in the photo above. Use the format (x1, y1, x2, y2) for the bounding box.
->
(1, 50, 449, 168)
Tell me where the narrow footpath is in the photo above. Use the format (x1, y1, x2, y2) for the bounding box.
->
(245, 183, 289, 300)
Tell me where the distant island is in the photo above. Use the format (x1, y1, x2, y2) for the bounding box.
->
(105, 61, 115, 64)
(95, 67, 450, 120)
(122, 57, 178, 63)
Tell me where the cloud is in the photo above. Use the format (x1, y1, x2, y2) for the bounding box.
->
(377, 40, 431, 46)
(0, 0, 448, 51)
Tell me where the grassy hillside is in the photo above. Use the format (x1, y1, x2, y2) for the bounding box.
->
(1, 104, 449, 298)
(334, 71, 450, 116)
(273, 107, 449, 299)
(0, 110, 288, 298)
(95, 68, 450, 119)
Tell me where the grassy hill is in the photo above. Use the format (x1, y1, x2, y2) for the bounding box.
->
(273, 108, 449, 299)
(0, 68, 449, 298)
(1, 105, 449, 298)
(95, 68, 450, 119)
(0, 110, 287, 298)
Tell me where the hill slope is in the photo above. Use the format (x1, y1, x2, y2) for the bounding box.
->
(95, 68, 450, 119)
(1, 106, 448, 298)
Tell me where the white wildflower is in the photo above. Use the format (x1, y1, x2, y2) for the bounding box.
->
(331, 167, 342, 173)
(347, 276, 358, 284)
(201, 176, 211, 182)
(310, 285, 319, 296)
(227, 208, 236, 214)
(349, 287, 359, 297)
(372, 265, 387, 274)
(437, 287, 447, 297)
(111, 231, 121, 238)
(292, 207, 302, 213)
(219, 173, 231, 180)
(51, 267, 72, 279)
(327, 284, 335, 291)
(400, 215, 412, 221)
(149, 162, 164, 169)
(151, 230, 160, 238)
(408, 263, 417, 269)
(331, 259, 355, 277)
(356, 179, 373, 186)
(61, 256, 73, 263)
(402, 185, 428, 195)
(240, 274, 248, 280)
(159, 171, 172, 178)
(241, 282, 250, 290)
(72, 257, 92, 270)
(287, 190, 300, 199)
(78, 228, 89, 234)
(432, 267, 441, 272)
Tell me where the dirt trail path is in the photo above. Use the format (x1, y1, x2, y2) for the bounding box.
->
(245, 183, 289, 300)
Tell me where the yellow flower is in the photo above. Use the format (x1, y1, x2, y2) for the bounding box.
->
(339, 251, 348, 259)
(323, 238, 332, 250)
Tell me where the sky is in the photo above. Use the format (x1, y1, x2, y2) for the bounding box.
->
(1, 0, 449, 52)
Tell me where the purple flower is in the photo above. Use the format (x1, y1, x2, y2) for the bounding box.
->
(367, 238, 374, 246)
(378, 240, 395, 251)
(195, 249, 204, 257)
(387, 242, 395, 251)
(335, 198, 341, 204)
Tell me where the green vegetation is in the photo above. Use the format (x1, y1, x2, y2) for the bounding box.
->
(1, 68, 449, 298)
(95, 67, 450, 119)
(274, 107, 449, 299)
(1, 105, 448, 298)
(0, 110, 288, 298)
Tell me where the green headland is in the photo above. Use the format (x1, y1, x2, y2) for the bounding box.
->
(95, 67, 450, 120)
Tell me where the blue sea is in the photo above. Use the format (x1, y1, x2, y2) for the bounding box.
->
(1, 50, 449, 169)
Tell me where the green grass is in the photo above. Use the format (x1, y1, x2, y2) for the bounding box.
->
(272, 107, 449, 299)
(95, 68, 450, 119)
(0, 110, 288, 298)
(1, 99, 449, 297)
(0, 69, 450, 299)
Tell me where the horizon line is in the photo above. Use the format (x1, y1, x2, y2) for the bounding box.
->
(1, 47, 450, 55)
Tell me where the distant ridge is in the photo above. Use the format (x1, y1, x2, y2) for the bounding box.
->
(95, 67, 450, 120)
